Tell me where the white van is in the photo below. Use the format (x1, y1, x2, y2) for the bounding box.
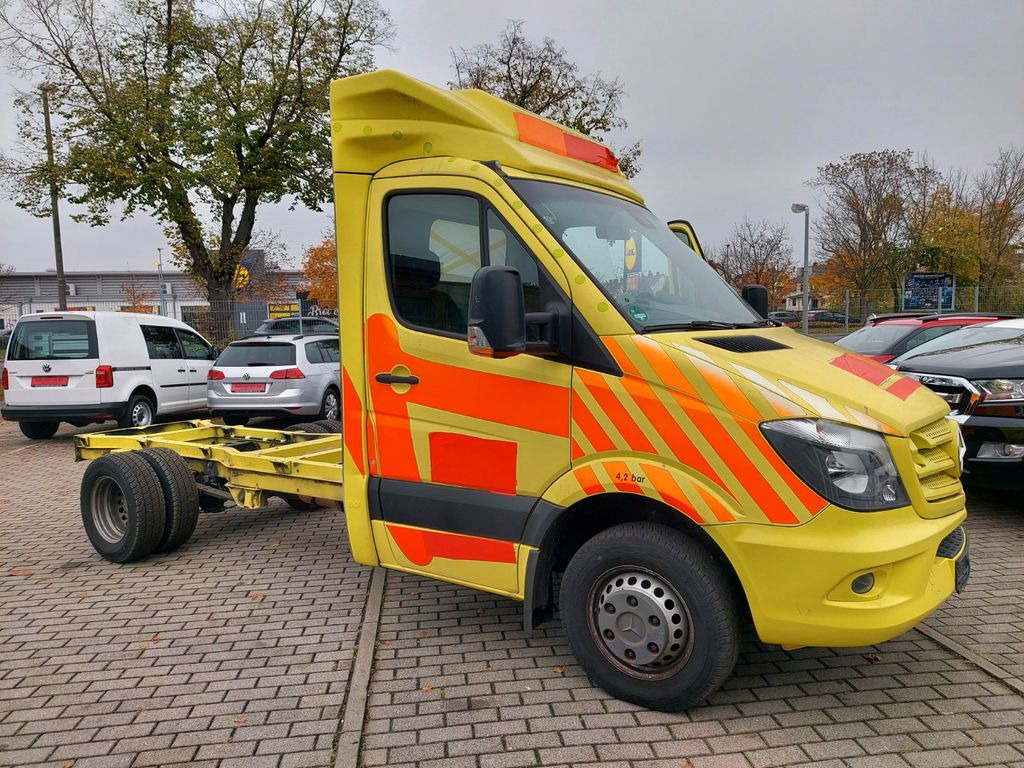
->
(1, 311, 218, 439)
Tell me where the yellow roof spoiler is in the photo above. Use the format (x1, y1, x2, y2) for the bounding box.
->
(329, 69, 642, 203)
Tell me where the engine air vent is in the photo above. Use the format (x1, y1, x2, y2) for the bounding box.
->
(696, 335, 791, 353)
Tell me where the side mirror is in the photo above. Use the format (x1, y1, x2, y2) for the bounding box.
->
(467, 266, 526, 359)
(209, 345, 221, 360)
(741, 284, 769, 319)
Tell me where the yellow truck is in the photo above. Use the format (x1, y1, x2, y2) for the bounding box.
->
(72, 70, 970, 712)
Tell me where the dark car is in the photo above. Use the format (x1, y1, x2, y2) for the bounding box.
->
(769, 310, 798, 324)
(836, 313, 1013, 363)
(897, 340, 1024, 489)
(250, 316, 339, 337)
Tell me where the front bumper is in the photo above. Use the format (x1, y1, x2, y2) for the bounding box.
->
(960, 413, 1024, 488)
(706, 503, 968, 648)
(1, 402, 129, 424)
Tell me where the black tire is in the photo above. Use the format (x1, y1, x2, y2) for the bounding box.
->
(278, 493, 321, 511)
(560, 522, 740, 712)
(318, 387, 340, 421)
(293, 422, 329, 434)
(80, 452, 166, 563)
(312, 419, 342, 434)
(137, 448, 200, 553)
(117, 392, 156, 429)
(19, 421, 59, 440)
(221, 413, 250, 427)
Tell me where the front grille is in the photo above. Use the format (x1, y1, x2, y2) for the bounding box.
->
(937, 526, 965, 559)
(908, 417, 963, 509)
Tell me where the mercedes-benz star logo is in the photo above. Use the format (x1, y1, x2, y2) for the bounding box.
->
(616, 612, 643, 643)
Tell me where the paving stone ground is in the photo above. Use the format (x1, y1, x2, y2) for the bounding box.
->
(1, 417, 1023, 768)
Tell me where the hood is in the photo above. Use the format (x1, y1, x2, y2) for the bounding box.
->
(646, 327, 951, 436)
(897, 341, 1024, 379)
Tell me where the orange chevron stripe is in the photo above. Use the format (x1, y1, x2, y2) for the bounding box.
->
(572, 391, 615, 452)
(578, 372, 657, 453)
(574, 466, 604, 495)
(696, 485, 735, 522)
(688, 358, 763, 424)
(603, 461, 645, 494)
(640, 463, 704, 523)
(628, 336, 701, 398)
(571, 439, 585, 461)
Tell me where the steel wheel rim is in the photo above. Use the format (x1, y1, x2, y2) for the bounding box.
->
(587, 566, 695, 680)
(91, 476, 129, 544)
(324, 392, 339, 421)
(131, 400, 153, 427)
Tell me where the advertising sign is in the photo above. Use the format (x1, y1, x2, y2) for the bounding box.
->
(902, 272, 954, 311)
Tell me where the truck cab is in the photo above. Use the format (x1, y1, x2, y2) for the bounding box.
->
(72, 69, 969, 713)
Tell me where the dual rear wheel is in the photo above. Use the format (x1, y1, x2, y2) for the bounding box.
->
(80, 449, 200, 563)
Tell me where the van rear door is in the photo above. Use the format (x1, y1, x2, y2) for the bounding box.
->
(3, 317, 102, 406)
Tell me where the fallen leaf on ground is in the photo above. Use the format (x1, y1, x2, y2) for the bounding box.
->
(475, 607, 485, 616)
(377, 639, 390, 646)
(233, 715, 248, 724)
(8, 569, 32, 577)
(553, 666, 565, 676)
(249, 592, 266, 602)
(420, 685, 433, 693)
(418, 629, 429, 638)
(864, 653, 880, 663)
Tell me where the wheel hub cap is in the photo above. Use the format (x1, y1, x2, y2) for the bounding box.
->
(594, 570, 690, 670)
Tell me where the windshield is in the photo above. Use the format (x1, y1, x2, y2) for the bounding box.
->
(8, 319, 98, 360)
(511, 180, 762, 330)
(217, 342, 295, 367)
(835, 323, 915, 354)
(891, 324, 1024, 364)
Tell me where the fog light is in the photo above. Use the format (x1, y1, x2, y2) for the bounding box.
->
(976, 442, 1024, 459)
(851, 573, 875, 594)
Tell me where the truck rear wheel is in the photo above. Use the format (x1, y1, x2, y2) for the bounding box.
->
(80, 453, 166, 563)
(19, 421, 59, 440)
(560, 522, 740, 712)
(312, 419, 342, 433)
(138, 448, 200, 552)
(293, 422, 329, 434)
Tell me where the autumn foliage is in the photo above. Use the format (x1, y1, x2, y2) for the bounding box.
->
(302, 238, 338, 308)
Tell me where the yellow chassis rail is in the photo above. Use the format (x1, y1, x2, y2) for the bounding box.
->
(75, 420, 343, 509)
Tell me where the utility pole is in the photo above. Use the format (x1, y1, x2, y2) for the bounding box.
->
(40, 84, 68, 311)
(157, 247, 167, 316)
(791, 203, 811, 334)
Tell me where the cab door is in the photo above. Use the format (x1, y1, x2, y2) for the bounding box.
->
(363, 176, 572, 595)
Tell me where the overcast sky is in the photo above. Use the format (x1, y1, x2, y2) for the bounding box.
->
(1, 0, 1022, 273)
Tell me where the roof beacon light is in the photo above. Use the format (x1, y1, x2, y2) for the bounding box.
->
(514, 113, 619, 173)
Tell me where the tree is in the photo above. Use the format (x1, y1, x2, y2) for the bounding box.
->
(809, 149, 935, 314)
(450, 20, 642, 177)
(0, 0, 392, 317)
(708, 218, 795, 310)
(121, 274, 157, 312)
(974, 147, 1024, 287)
(301, 236, 338, 308)
(0, 262, 16, 313)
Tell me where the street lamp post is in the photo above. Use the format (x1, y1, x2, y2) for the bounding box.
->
(156, 247, 166, 316)
(40, 84, 67, 311)
(791, 203, 810, 334)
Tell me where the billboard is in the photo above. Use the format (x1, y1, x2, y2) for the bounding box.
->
(902, 272, 954, 311)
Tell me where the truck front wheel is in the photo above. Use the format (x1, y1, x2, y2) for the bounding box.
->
(560, 522, 740, 712)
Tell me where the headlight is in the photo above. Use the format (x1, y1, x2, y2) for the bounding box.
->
(973, 379, 1024, 402)
(760, 419, 909, 511)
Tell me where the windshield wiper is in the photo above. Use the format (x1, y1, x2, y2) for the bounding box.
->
(643, 320, 752, 332)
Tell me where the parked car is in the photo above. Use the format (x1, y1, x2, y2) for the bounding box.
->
(890, 318, 1024, 366)
(835, 313, 1014, 363)
(897, 337, 1024, 489)
(206, 334, 341, 426)
(251, 316, 339, 337)
(768, 310, 798, 324)
(1, 311, 217, 439)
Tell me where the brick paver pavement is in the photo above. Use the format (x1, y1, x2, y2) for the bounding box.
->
(2, 417, 1023, 768)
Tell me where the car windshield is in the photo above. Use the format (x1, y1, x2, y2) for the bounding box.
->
(217, 342, 295, 367)
(7, 319, 98, 360)
(835, 323, 915, 354)
(511, 180, 762, 330)
(891, 324, 1024, 364)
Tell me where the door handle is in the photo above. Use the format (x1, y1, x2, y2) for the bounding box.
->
(188, 369, 197, 373)
(375, 372, 420, 386)
(177, 368, 186, 373)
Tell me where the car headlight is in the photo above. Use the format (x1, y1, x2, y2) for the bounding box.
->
(760, 419, 909, 511)
(973, 379, 1024, 402)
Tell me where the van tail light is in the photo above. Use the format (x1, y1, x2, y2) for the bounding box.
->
(95, 365, 114, 388)
(207, 369, 225, 380)
(269, 368, 305, 380)
(1, 367, 8, 391)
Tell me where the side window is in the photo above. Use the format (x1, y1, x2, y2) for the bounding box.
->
(276, 318, 299, 334)
(487, 210, 543, 314)
(906, 325, 960, 351)
(386, 194, 481, 336)
(141, 325, 181, 359)
(319, 339, 341, 363)
(176, 328, 212, 360)
(304, 341, 325, 363)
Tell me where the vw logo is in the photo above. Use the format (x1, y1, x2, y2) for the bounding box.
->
(242, 372, 250, 380)
(42, 364, 52, 373)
